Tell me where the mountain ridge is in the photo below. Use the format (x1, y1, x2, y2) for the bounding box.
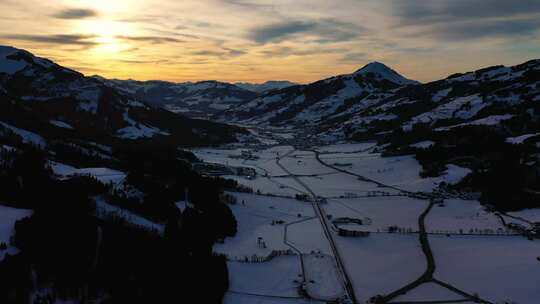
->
(0, 45, 247, 147)
(219, 61, 419, 126)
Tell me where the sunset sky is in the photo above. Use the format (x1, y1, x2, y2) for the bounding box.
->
(1, 0, 539, 83)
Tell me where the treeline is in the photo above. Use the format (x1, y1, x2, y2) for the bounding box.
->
(381, 121, 540, 211)
(0, 144, 237, 303)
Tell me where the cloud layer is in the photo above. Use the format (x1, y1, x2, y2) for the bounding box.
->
(0, 0, 538, 83)
(53, 8, 98, 19)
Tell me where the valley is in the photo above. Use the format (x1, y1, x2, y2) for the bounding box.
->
(192, 128, 540, 304)
(0, 45, 539, 303)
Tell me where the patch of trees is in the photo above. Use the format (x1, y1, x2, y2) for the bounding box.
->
(0, 148, 107, 210)
(110, 141, 238, 223)
(127, 106, 243, 146)
(2, 205, 231, 303)
(0, 142, 237, 303)
(411, 126, 540, 210)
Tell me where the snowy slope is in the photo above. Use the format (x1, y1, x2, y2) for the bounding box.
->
(0, 45, 245, 146)
(235, 80, 298, 93)
(101, 78, 257, 118)
(0, 204, 33, 261)
(322, 59, 540, 141)
(221, 62, 418, 126)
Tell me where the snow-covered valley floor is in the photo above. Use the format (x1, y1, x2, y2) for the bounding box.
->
(193, 139, 540, 304)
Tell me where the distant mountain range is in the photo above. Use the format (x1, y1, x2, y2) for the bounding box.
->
(0, 45, 240, 304)
(220, 62, 419, 126)
(218, 56, 539, 210)
(98, 78, 258, 119)
(97, 78, 297, 119)
(1, 45, 539, 210)
(0, 45, 246, 149)
(234, 80, 298, 93)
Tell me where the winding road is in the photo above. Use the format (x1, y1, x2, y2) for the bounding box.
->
(306, 148, 494, 304)
(222, 140, 515, 303)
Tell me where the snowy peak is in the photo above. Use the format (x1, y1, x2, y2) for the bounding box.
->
(220, 62, 421, 126)
(0, 45, 19, 56)
(0, 46, 33, 74)
(0, 45, 73, 76)
(353, 61, 419, 86)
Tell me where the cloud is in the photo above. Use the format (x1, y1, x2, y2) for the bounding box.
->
(340, 52, 368, 64)
(249, 19, 365, 44)
(116, 35, 185, 44)
(1, 34, 98, 46)
(425, 18, 540, 41)
(223, 47, 247, 56)
(392, 0, 540, 25)
(309, 19, 364, 44)
(219, 0, 274, 10)
(191, 47, 246, 58)
(260, 46, 347, 57)
(53, 8, 98, 19)
(390, 0, 540, 40)
(175, 18, 221, 29)
(249, 21, 316, 43)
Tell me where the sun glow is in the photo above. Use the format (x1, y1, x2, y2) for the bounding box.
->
(76, 19, 133, 37)
(76, 20, 135, 55)
(92, 39, 130, 55)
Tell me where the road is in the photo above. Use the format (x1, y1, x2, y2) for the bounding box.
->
(276, 149, 358, 304)
(224, 142, 503, 303)
(283, 215, 317, 294)
(296, 148, 494, 304)
(311, 150, 410, 195)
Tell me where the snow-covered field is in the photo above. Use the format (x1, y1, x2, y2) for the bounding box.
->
(300, 173, 391, 197)
(279, 151, 334, 176)
(193, 144, 470, 195)
(426, 199, 506, 233)
(0, 121, 47, 148)
(200, 140, 540, 303)
(508, 208, 540, 223)
(192, 146, 293, 177)
(95, 197, 164, 234)
(224, 293, 317, 304)
(49, 161, 126, 185)
(0, 204, 33, 260)
(320, 152, 471, 192)
(336, 234, 426, 302)
(303, 254, 345, 300)
(316, 142, 376, 153)
(227, 256, 303, 297)
(222, 175, 304, 196)
(325, 197, 428, 232)
(430, 235, 540, 303)
(214, 192, 314, 259)
(286, 217, 332, 255)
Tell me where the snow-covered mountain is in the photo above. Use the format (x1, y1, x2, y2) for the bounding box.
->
(1, 46, 242, 304)
(0, 45, 245, 147)
(282, 59, 539, 211)
(214, 57, 540, 211)
(234, 80, 298, 93)
(220, 62, 419, 126)
(319, 59, 540, 142)
(99, 78, 257, 119)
